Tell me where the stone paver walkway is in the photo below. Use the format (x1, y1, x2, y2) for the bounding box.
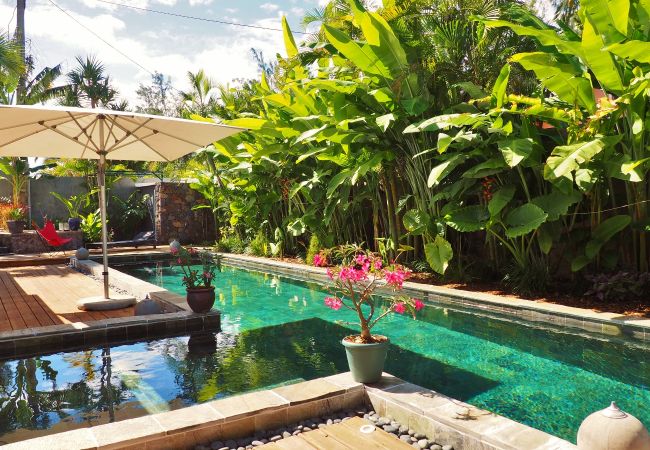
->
(0, 265, 133, 332)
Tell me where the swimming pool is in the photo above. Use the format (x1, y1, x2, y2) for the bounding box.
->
(121, 262, 650, 443)
(1, 263, 648, 444)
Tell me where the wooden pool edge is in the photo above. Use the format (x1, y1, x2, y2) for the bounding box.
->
(0, 259, 220, 359)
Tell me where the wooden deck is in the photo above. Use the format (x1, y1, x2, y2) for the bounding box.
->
(0, 264, 134, 332)
(259, 417, 413, 450)
(0, 247, 165, 268)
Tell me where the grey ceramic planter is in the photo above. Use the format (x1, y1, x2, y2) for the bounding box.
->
(341, 336, 389, 383)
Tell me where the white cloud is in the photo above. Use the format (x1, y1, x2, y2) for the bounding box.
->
(0, 1, 285, 105)
(290, 7, 305, 16)
(188, 0, 213, 5)
(77, 0, 177, 10)
(225, 7, 238, 13)
(260, 3, 279, 11)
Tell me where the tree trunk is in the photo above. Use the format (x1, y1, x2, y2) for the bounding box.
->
(15, 0, 26, 102)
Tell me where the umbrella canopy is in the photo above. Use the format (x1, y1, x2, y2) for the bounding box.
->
(0, 104, 242, 161)
(0, 104, 245, 309)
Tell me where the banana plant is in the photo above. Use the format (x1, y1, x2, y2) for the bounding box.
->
(482, 0, 650, 271)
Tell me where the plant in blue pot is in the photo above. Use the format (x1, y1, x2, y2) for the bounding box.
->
(51, 190, 97, 231)
(322, 250, 423, 383)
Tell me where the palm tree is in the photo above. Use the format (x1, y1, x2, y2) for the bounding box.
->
(2, 58, 66, 105)
(61, 55, 118, 108)
(179, 69, 216, 118)
(0, 32, 23, 92)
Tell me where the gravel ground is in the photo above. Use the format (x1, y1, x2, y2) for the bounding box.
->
(195, 407, 456, 450)
(72, 264, 134, 297)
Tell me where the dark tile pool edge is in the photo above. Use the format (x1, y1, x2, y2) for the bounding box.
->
(219, 253, 650, 343)
(1, 372, 576, 450)
(0, 310, 221, 360)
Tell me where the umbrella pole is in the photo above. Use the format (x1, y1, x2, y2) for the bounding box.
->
(98, 152, 110, 299)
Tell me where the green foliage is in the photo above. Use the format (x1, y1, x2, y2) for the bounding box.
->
(51, 190, 97, 219)
(306, 234, 321, 265)
(248, 230, 270, 257)
(585, 272, 650, 302)
(215, 235, 247, 254)
(170, 0, 650, 295)
(80, 210, 103, 243)
(110, 192, 150, 239)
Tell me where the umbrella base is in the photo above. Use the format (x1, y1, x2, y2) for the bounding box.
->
(77, 294, 136, 311)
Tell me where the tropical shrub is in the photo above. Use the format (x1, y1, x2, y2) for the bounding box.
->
(80, 210, 103, 242)
(177, 0, 650, 296)
(51, 190, 97, 219)
(215, 235, 247, 254)
(248, 230, 270, 257)
(0, 199, 13, 229)
(585, 272, 650, 302)
(305, 234, 321, 265)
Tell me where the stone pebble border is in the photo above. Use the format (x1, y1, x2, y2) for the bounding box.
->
(195, 407, 455, 450)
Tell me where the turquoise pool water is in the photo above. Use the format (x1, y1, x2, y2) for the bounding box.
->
(121, 263, 650, 443)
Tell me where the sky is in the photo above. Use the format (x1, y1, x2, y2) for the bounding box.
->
(0, 0, 322, 106)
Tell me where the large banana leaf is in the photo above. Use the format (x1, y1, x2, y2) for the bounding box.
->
(504, 203, 548, 237)
(531, 189, 582, 221)
(606, 41, 650, 63)
(544, 138, 615, 181)
(581, 0, 629, 40)
(498, 138, 535, 167)
(323, 25, 393, 79)
(488, 185, 516, 217)
(483, 19, 582, 55)
(348, 0, 408, 72)
(510, 53, 596, 112)
(580, 19, 624, 93)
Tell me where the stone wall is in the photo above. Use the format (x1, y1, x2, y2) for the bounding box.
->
(155, 182, 214, 245)
(1, 230, 83, 253)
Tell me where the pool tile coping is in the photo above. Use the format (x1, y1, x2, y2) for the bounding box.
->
(217, 253, 650, 342)
(0, 309, 221, 360)
(2, 372, 576, 450)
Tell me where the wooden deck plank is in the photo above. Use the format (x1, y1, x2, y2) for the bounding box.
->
(272, 436, 318, 450)
(259, 417, 414, 450)
(0, 264, 135, 332)
(338, 417, 413, 449)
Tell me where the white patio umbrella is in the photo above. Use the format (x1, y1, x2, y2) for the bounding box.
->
(0, 104, 244, 310)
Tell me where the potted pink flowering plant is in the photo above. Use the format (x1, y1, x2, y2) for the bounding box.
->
(170, 245, 222, 313)
(324, 250, 424, 383)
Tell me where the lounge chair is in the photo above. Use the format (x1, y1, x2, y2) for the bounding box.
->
(33, 220, 74, 255)
(86, 231, 157, 250)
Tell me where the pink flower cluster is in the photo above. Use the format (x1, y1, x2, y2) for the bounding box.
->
(384, 267, 411, 289)
(324, 296, 343, 310)
(313, 252, 327, 267)
(339, 265, 368, 282)
(393, 299, 424, 314)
